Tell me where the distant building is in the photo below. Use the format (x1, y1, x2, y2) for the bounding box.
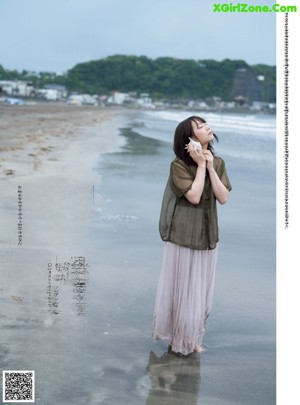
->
(0, 80, 34, 97)
(135, 93, 155, 109)
(67, 95, 83, 105)
(107, 91, 131, 105)
(268, 83, 276, 104)
(39, 84, 67, 100)
(232, 68, 264, 105)
(67, 94, 98, 106)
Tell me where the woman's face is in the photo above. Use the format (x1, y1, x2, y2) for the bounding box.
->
(191, 120, 214, 148)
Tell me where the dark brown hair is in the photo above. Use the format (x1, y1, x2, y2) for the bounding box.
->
(173, 116, 219, 166)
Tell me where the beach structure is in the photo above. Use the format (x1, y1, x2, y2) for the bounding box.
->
(40, 84, 68, 101)
(0, 80, 34, 97)
(233, 68, 264, 106)
(67, 94, 98, 106)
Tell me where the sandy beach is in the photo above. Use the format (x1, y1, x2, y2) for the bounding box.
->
(0, 103, 130, 250)
(0, 103, 127, 180)
(0, 104, 275, 404)
(0, 103, 135, 403)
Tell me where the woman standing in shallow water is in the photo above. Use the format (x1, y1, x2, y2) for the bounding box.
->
(152, 116, 232, 356)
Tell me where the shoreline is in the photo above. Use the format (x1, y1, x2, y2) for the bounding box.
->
(1, 97, 276, 116)
(0, 103, 130, 181)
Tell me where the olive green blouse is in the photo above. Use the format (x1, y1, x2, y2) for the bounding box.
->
(159, 156, 232, 250)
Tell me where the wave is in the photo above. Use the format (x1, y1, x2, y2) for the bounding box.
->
(142, 110, 276, 138)
(131, 110, 275, 164)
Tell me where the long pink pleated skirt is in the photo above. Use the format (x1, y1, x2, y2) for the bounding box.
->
(152, 241, 218, 355)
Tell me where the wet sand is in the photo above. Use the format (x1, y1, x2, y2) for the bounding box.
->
(92, 124, 276, 405)
(0, 104, 275, 404)
(0, 103, 133, 403)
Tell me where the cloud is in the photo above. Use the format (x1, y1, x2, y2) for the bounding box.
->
(0, 0, 275, 72)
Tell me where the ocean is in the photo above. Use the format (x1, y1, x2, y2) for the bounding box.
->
(89, 109, 276, 404)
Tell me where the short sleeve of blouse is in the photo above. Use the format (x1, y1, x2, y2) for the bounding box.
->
(216, 158, 232, 191)
(170, 157, 232, 198)
(170, 159, 194, 197)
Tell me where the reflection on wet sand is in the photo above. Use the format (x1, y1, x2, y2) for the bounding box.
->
(146, 349, 201, 404)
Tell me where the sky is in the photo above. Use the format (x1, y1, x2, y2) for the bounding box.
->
(0, 0, 276, 73)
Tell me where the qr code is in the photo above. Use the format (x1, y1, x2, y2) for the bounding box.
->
(2, 371, 35, 403)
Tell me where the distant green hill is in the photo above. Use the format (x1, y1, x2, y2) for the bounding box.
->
(67, 55, 276, 101)
(0, 55, 275, 101)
